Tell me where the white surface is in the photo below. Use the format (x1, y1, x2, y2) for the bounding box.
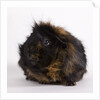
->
(7, 7, 93, 93)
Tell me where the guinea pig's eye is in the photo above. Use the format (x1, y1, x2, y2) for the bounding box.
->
(43, 39, 50, 46)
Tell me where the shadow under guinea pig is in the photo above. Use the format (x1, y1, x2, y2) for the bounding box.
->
(18, 21, 87, 86)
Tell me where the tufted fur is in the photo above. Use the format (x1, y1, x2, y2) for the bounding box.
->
(18, 21, 87, 86)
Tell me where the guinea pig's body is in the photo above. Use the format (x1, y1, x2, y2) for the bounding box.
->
(18, 22, 87, 86)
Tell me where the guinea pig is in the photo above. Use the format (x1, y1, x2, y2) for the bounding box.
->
(18, 21, 87, 86)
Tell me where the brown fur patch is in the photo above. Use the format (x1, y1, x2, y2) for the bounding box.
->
(26, 69, 49, 83)
(31, 42, 42, 61)
(64, 43, 78, 76)
(40, 21, 68, 36)
(47, 66, 60, 72)
(47, 72, 61, 82)
(67, 43, 75, 56)
(65, 61, 75, 76)
(46, 48, 67, 81)
(46, 61, 62, 81)
(40, 21, 51, 26)
(37, 42, 42, 51)
(36, 42, 42, 61)
(55, 26, 67, 35)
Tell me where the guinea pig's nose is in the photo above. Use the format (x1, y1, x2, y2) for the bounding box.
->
(30, 58, 36, 66)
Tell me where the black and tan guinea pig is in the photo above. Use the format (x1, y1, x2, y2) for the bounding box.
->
(18, 21, 87, 86)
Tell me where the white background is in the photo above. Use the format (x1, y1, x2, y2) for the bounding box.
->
(7, 7, 93, 93)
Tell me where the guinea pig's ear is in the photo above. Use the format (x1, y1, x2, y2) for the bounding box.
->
(34, 21, 39, 28)
(32, 22, 39, 35)
(32, 22, 39, 32)
(56, 36, 66, 44)
(56, 36, 67, 49)
(32, 22, 43, 40)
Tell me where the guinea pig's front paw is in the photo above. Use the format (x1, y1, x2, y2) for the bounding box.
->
(26, 76, 29, 80)
(39, 81, 48, 84)
(62, 79, 76, 86)
(66, 82, 76, 86)
(66, 80, 76, 86)
(26, 76, 38, 82)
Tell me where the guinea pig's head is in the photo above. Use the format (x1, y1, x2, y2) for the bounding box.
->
(19, 22, 67, 69)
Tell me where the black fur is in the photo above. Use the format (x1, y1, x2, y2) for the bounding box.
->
(18, 21, 87, 86)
